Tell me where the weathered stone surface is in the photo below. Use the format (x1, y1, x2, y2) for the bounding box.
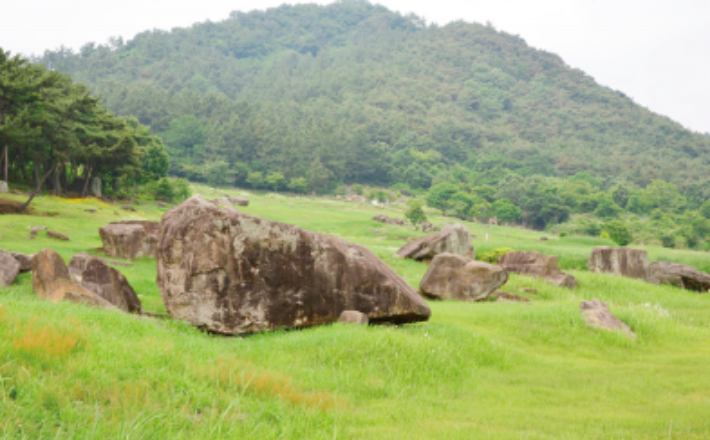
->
(499, 251, 578, 288)
(372, 215, 409, 226)
(157, 195, 430, 335)
(31, 249, 102, 304)
(588, 247, 649, 280)
(647, 261, 710, 292)
(339, 310, 369, 325)
(47, 230, 69, 241)
(0, 181, 7, 193)
(396, 224, 473, 261)
(0, 249, 20, 287)
(10, 252, 34, 273)
(580, 298, 634, 337)
(229, 197, 249, 207)
(99, 221, 159, 259)
(490, 291, 530, 302)
(419, 253, 507, 302)
(89, 177, 102, 197)
(68, 253, 142, 313)
(418, 222, 435, 232)
(210, 197, 235, 210)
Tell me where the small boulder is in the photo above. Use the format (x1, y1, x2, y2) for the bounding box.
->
(121, 205, 135, 211)
(499, 251, 577, 288)
(85, 208, 96, 213)
(0, 249, 21, 287)
(373, 215, 409, 226)
(10, 252, 35, 273)
(99, 221, 159, 259)
(210, 197, 235, 210)
(157, 202, 167, 208)
(490, 291, 530, 302)
(647, 261, 710, 292)
(580, 299, 634, 337)
(229, 197, 249, 207)
(418, 222, 435, 232)
(419, 253, 508, 302)
(339, 310, 369, 325)
(68, 253, 142, 313)
(47, 230, 69, 241)
(157, 195, 430, 335)
(397, 224, 473, 261)
(0, 181, 7, 193)
(588, 247, 649, 280)
(31, 249, 108, 306)
(540, 236, 548, 241)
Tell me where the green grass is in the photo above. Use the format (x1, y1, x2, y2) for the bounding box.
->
(2, 187, 710, 439)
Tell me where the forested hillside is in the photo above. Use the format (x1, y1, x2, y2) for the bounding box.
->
(36, 1, 710, 193)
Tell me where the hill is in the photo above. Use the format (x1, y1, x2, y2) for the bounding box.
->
(35, 1, 710, 191)
(2, 188, 710, 438)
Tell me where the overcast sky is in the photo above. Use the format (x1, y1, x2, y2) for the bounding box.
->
(2, 0, 709, 134)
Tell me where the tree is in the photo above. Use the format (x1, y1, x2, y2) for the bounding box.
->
(246, 171, 265, 189)
(404, 199, 427, 226)
(492, 198, 521, 223)
(604, 220, 633, 246)
(288, 177, 308, 193)
(594, 196, 622, 218)
(266, 171, 286, 191)
(425, 182, 457, 214)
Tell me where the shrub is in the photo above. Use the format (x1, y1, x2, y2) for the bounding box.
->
(478, 247, 514, 264)
(604, 220, 633, 246)
(288, 177, 308, 194)
(404, 199, 427, 226)
(559, 231, 568, 238)
(351, 184, 364, 195)
(661, 233, 676, 248)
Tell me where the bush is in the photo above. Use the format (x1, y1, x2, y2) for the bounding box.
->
(351, 184, 364, 195)
(404, 200, 427, 226)
(478, 247, 514, 264)
(661, 233, 676, 248)
(604, 220, 633, 246)
(288, 177, 308, 194)
(559, 231, 568, 238)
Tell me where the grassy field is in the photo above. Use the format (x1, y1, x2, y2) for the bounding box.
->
(1, 187, 710, 439)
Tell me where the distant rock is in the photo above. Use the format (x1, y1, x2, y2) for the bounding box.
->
(68, 253, 142, 313)
(0, 181, 7, 194)
(647, 261, 710, 292)
(419, 253, 507, 302)
(85, 208, 96, 213)
(580, 298, 634, 337)
(157, 202, 167, 208)
(10, 252, 34, 273)
(156, 195, 430, 335)
(99, 221, 159, 259)
(499, 251, 577, 288)
(588, 247, 649, 280)
(396, 224, 473, 261)
(31, 248, 114, 308)
(418, 222, 436, 232)
(89, 177, 102, 198)
(490, 291, 530, 302)
(0, 249, 21, 287)
(47, 230, 69, 241)
(339, 310, 369, 325)
(229, 197, 249, 206)
(121, 205, 135, 211)
(210, 197, 235, 210)
(540, 236, 548, 241)
(11, 189, 21, 195)
(372, 214, 409, 226)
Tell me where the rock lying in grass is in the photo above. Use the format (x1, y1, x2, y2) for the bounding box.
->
(397, 224, 473, 261)
(647, 261, 710, 292)
(0, 249, 21, 287)
(580, 298, 634, 337)
(229, 197, 249, 206)
(588, 247, 649, 280)
(68, 253, 142, 313)
(47, 230, 69, 241)
(32, 248, 114, 309)
(10, 252, 34, 273)
(498, 251, 578, 288)
(99, 221, 159, 259)
(339, 310, 369, 325)
(417, 222, 436, 232)
(157, 195, 430, 335)
(419, 253, 507, 302)
(372, 214, 409, 226)
(490, 291, 530, 302)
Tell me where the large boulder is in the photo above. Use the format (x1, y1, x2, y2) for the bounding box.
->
(396, 224, 473, 261)
(647, 261, 710, 292)
(498, 251, 577, 288)
(419, 253, 508, 302)
(157, 195, 430, 335)
(0, 249, 20, 287)
(580, 299, 634, 337)
(31, 248, 113, 308)
(99, 221, 159, 259)
(10, 252, 34, 273)
(588, 247, 649, 280)
(68, 253, 142, 313)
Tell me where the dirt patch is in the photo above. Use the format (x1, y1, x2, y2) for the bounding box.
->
(0, 198, 33, 215)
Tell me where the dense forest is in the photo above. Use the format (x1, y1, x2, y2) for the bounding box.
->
(0, 49, 175, 208)
(16, 0, 710, 246)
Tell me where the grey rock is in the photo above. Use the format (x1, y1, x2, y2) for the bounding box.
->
(499, 251, 577, 288)
(0, 181, 7, 193)
(68, 253, 142, 313)
(580, 298, 634, 337)
(47, 230, 69, 241)
(0, 249, 21, 287)
(89, 177, 102, 197)
(339, 310, 369, 325)
(229, 197, 249, 207)
(10, 252, 35, 273)
(372, 215, 409, 226)
(396, 224, 473, 261)
(419, 253, 508, 302)
(156, 195, 430, 335)
(99, 221, 159, 259)
(647, 261, 710, 292)
(588, 247, 649, 280)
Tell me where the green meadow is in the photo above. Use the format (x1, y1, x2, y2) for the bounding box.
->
(1, 186, 710, 439)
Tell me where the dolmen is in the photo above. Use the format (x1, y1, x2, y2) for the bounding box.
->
(68, 253, 142, 313)
(419, 253, 508, 302)
(498, 250, 577, 288)
(99, 221, 159, 259)
(397, 224, 473, 261)
(647, 261, 710, 292)
(580, 299, 634, 337)
(156, 195, 430, 335)
(588, 247, 649, 280)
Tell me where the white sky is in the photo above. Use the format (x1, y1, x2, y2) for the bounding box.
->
(1, 0, 709, 134)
